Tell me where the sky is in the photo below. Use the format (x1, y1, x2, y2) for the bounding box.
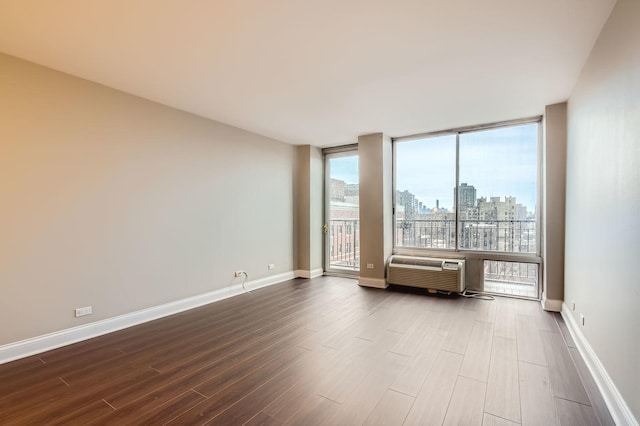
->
(329, 122, 538, 212)
(329, 155, 359, 184)
(397, 123, 538, 211)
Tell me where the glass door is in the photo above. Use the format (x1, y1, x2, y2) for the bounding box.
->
(324, 151, 359, 275)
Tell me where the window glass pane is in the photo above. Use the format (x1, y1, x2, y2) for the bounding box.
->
(458, 123, 538, 253)
(395, 134, 456, 248)
(484, 260, 538, 298)
(327, 154, 359, 271)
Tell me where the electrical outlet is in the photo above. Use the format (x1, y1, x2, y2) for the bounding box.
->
(75, 306, 92, 317)
(580, 313, 585, 326)
(366, 264, 374, 269)
(235, 271, 244, 277)
(268, 264, 275, 270)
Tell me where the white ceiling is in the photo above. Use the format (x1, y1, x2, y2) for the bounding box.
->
(0, 0, 615, 146)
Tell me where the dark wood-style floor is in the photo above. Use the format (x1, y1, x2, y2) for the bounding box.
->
(0, 276, 614, 425)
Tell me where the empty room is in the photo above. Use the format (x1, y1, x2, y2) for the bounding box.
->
(0, 1, 638, 425)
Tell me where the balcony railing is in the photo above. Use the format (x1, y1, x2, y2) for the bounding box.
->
(327, 219, 537, 285)
(395, 219, 537, 253)
(484, 260, 539, 298)
(328, 219, 360, 270)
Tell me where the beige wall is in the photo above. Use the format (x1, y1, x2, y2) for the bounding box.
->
(0, 53, 295, 346)
(358, 133, 392, 287)
(309, 147, 324, 272)
(543, 103, 567, 307)
(294, 145, 323, 275)
(293, 146, 310, 272)
(565, 0, 640, 419)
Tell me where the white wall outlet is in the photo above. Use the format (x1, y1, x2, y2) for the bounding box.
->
(75, 306, 92, 317)
(366, 263, 374, 269)
(580, 313, 585, 326)
(268, 264, 275, 270)
(235, 271, 244, 277)
(572, 301, 576, 311)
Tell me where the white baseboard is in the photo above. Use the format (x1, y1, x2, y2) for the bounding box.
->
(295, 268, 324, 279)
(358, 277, 388, 289)
(245, 271, 296, 291)
(561, 303, 638, 426)
(0, 271, 296, 365)
(541, 297, 563, 312)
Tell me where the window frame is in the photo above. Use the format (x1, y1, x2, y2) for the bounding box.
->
(323, 145, 360, 276)
(392, 116, 543, 262)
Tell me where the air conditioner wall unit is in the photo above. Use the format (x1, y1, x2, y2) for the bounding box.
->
(387, 255, 465, 293)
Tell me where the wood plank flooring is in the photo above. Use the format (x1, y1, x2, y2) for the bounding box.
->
(0, 276, 611, 425)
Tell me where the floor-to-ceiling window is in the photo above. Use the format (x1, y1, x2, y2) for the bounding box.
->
(394, 119, 541, 298)
(325, 148, 359, 274)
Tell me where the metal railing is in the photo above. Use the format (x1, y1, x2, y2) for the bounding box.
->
(484, 260, 538, 285)
(328, 219, 360, 270)
(327, 218, 537, 282)
(484, 260, 539, 298)
(395, 219, 537, 254)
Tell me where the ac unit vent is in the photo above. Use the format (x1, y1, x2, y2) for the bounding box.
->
(387, 255, 465, 293)
(389, 256, 442, 268)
